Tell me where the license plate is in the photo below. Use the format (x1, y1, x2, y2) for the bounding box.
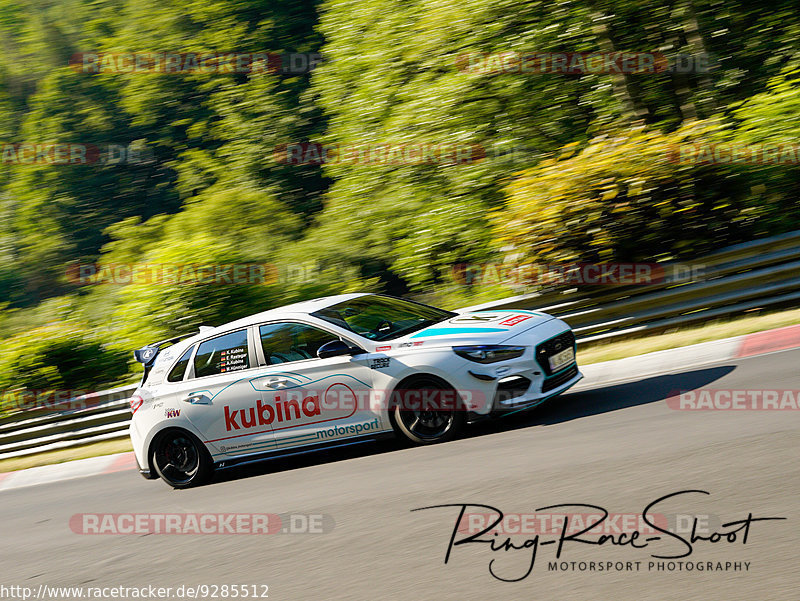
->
(548, 347, 575, 371)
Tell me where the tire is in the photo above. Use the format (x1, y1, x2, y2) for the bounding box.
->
(392, 377, 465, 445)
(151, 429, 213, 489)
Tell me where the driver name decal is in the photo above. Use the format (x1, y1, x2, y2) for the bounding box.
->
(220, 347, 248, 373)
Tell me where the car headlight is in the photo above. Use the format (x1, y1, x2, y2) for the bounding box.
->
(453, 345, 526, 363)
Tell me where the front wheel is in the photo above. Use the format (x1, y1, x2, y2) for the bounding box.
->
(392, 378, 465, 445)
(152, 429, 213, 488)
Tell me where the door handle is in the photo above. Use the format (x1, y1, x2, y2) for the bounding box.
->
(183, 393, 211, 404)
(265, 378, 289, 389)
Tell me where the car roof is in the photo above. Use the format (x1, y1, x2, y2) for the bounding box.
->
(172, 292, 371, 349)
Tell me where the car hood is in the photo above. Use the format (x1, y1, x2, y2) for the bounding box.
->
(386, 309, 556, 347)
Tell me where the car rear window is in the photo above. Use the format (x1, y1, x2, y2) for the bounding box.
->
(167, 345, 194, 382)
(193, 329, 250, 378)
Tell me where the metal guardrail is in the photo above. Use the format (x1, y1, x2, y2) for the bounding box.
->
(463, 229, 800, 343)
(0, 385, 136, 460)
(2, 229, 800, 461)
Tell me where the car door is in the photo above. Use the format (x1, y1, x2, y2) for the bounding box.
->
(169, 327, 276, 458)
(252, 321, 382, 450)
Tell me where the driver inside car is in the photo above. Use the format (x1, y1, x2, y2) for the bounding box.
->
(262, 325, 309, 365)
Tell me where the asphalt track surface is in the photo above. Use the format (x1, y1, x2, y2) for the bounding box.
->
(1, 349, 798, 601)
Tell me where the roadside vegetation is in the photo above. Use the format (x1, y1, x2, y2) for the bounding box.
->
(0, 0, 798, 407)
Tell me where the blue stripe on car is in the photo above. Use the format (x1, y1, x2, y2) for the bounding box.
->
(410, 327, 509, 338)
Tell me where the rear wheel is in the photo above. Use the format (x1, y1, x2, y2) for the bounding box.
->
(392, 377, 465, 445)
(151, 429, 213, 488)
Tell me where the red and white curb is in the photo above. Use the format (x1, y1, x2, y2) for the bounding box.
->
(1, 323, 799, 491)
(578, 322, 800, 388)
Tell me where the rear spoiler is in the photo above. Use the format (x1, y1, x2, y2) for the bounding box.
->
(134, 331, 202, 382)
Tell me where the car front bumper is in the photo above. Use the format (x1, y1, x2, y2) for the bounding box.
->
(462, 327, 583, 414)
(490, 366, 582, 413)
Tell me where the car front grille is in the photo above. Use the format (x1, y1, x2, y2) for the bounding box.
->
(535, 330, 576, 376)
(541, 364, 579, 393)
(492, 375, 532, 406)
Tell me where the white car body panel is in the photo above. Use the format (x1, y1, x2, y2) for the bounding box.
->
(130, 294, 582, 475)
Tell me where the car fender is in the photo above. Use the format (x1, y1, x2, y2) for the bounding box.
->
(368, 350, 496, 416)
(133, 411, 215, 470)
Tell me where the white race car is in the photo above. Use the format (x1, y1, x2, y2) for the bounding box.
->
(130, 293, 581, 487)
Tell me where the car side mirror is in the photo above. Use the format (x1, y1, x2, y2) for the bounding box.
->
(317, 340, 365, 359)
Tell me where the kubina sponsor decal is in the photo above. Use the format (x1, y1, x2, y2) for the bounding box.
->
(224, 396, 321, 431)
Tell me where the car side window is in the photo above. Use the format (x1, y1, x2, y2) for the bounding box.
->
(193, 329, 250, 378)
(259, 323, 339, 365)
(167, 345, 194, 382)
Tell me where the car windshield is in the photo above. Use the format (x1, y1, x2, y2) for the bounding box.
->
(311, 295, 456, 341)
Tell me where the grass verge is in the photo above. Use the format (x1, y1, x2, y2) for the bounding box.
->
(578, 306, 800, 365)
